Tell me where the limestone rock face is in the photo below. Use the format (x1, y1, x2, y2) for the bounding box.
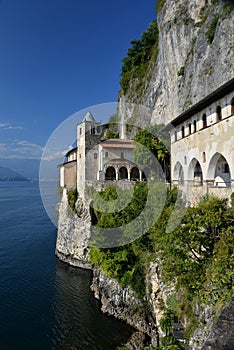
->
(56, 189, 92, 269)
(91, 268, 159, 348)
(121, 0, 234, 125)
(190, 298, 234, 350)
(146, 262, 175, 339)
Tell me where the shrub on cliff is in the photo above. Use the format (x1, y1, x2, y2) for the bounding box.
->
(120, 20, 159, 95)
(68, 188, 78, 213)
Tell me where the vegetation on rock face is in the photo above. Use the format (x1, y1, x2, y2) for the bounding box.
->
(88, 123, 233, 343)
(151, 195, 234, 337)
(206, 14, 219, 44)
(90, 184, 234, 343)
(156, 0, 166, 14)
(177, 66, 185, 77)
(120, 19, 159, 97)
(101, 114, 119, 140)
(89, 182, 153, 300)
(68, 188, 78, 213)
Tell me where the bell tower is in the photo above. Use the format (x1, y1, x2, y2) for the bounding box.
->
(76, 112, 101, 197)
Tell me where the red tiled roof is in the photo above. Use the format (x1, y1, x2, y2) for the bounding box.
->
(100, 139, 135, 149)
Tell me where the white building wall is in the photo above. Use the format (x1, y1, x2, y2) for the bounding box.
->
(171, 91, 234, 203)
(60, 167, 65, 187)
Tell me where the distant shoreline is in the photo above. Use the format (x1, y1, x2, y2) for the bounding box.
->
(0, 177, 29, 181)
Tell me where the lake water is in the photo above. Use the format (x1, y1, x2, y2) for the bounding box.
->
(0, 181, 133, 350)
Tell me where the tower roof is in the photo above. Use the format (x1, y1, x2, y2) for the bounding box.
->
(82, 111, 95, 122)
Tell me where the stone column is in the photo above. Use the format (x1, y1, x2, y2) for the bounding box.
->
(116, 167, 119, 181)
(128, 167, 131, 181)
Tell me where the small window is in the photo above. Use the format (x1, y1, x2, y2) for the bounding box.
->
(105, 152, 108, 158)
(193, 120, 197, 132)
(174, 131, 177, 142)
(94, 153, 97, 159)
(80, 128, 82, 135)
(91, 127, 96, 135)
(184, 156, 187, 165)
(202, 114, 207, 128)
(181, 126, 185, 138)
(79, 154, 81, 158)
(216, 106, 222, 122)
(203, 152, 206, 163)
(188, 123, 191, 135)
(121, 152, 124, 158)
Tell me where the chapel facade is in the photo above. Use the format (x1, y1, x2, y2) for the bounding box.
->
(59, 112, 145, 198)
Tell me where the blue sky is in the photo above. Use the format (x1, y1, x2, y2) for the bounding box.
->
(0, 0, 156, 165)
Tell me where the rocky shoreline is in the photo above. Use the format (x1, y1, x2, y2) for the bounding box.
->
(56, 190, 234, 350)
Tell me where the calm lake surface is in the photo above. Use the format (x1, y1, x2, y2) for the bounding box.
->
(0, 181, 133, 350)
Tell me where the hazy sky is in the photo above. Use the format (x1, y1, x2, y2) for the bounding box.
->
(0, 0, 156, 161)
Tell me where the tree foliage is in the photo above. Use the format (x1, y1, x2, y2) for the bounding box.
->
(134, 126, 170, 181)
(89, 180, 234, 338)
(120, 20, 159, 94)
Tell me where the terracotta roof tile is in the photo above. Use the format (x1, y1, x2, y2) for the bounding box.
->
(101, 139, 135, 149)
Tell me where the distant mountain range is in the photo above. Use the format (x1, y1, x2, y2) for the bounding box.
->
(0, 166, 29, 181)
(0, 159, 40, 179)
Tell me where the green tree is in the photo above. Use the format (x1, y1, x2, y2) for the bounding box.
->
(134, 127, 170, 180)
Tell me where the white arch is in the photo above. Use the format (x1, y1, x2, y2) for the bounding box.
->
(207, 152, 231, 187)
(173, 161, 184, 184)
(188, 158, 203, 185)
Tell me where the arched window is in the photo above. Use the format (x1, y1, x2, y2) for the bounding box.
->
(231, 97, 234, 115)
(130, 167, 140, 181)
(202, 113, 207, 128)
(216, 105, 222, 122)
(193, 120, 197, 132)
(119, 166, 128, 180)
(181, 126, 185, 138)
(105, 166, 116, 180)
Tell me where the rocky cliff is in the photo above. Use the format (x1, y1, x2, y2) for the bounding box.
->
(91, 268, 159, 349)
(120, 0, 234, 125)
(56, 189, 92, 269)
(56, 186, 234, 349)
